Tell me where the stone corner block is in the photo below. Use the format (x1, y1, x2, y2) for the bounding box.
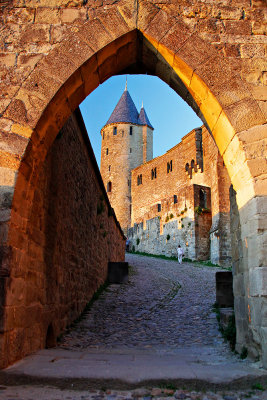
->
(249, 267, 267, 297)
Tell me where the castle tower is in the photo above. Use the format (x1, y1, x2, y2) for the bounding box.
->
(100, 85, 154, 232)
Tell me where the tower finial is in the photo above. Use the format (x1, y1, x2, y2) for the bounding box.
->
(125, 75, 127, 91)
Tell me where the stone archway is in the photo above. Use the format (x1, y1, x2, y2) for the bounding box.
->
(0, 1, 266, 367)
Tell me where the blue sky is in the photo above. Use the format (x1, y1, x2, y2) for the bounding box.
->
(80, 75, 202, 166)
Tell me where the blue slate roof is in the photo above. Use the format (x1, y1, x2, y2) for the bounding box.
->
(138, 106, 153, 129)
(106, 89, 140, 126)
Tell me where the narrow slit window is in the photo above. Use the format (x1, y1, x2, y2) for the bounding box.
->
(137, 174, 142, 185)
(151, 167, 157, 180)
(174, 195, 177, 204)
(130, 126, 133, 135)
(107, 181, 112, 192)
(158, 203, 161, 212)
(167, 160, 173, 173)
(106, 148, 109, 155)
(113, 126, 117, 135)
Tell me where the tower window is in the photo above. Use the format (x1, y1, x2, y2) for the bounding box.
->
(107, 181, 112, 193)
(174, 195, 177, 204)
(130, 148, 132, 153)
(157, 203, 161, 212)
(113, 126, 117, 135)
(130, 126, 133, 135)
(151, 167, 157, 180)
(103, 132, 105, 140)
(106, 148, 108, 155)
(167, 160, 173, 173)
(109, 165, 111, 171)
(199, 189, 207, 208)
(137, 174, 142, 185)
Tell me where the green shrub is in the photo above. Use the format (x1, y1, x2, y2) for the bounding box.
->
(170, 213, 174, 219)
(165, 215, 169, 222)
(181, 210, 184, 215)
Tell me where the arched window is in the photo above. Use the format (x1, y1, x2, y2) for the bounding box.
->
(185, 163, 189, 172)
(107, 181, 112, 193)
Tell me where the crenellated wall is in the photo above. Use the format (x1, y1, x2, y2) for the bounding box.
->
(130, 126, 232, 266)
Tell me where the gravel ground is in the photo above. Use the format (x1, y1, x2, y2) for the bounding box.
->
(1, 384, 267, 400)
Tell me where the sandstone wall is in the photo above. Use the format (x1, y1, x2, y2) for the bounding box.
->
(0, 110, 125, 368)
(128, 185, 212, 261)
(131, 126, 231, 265)
(100, 123, 145, 232)
(0, 0, 266, 366)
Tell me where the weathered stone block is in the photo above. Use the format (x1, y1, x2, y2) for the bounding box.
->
(108, 262, 129, 284)
(249, 267, 267, 297)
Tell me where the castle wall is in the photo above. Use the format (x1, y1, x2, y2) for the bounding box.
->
(131, 126, 232, 266)
(1, 110, 125, 368)
(100, 123, 145, 231)
(128, 184, 213, 260)
(142, 126, 153, 162)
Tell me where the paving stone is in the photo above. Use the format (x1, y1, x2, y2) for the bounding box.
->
(59, 254, 227, 352)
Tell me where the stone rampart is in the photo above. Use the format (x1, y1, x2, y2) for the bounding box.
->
(0, 109, 125, 368)
(131, 126, 231, 266)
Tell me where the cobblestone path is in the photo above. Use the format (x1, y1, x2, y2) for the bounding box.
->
(59, 254, 228, 353)
(2, 255, 267, 400)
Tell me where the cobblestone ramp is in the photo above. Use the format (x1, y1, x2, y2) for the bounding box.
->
(59, 253, 228, 353)
(1, 254, 267, 392)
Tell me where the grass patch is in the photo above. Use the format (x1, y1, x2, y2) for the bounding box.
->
(252, 383, 265, 391)
(159, 383, 177, 391)
(130, 250, 230, 270)
(212, 302, 236, 351)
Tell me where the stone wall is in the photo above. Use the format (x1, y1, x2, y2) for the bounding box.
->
(128, 184, 212, 261)
(0, 0, 266, 367)
(0, 109, 125, 368)
(131, 126, 231, 266)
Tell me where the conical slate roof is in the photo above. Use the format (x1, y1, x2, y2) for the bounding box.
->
(138, 106, 153, 129)
(106, 89, 140, 126)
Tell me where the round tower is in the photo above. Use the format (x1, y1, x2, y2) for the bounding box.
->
(100, 85, 154, 233)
